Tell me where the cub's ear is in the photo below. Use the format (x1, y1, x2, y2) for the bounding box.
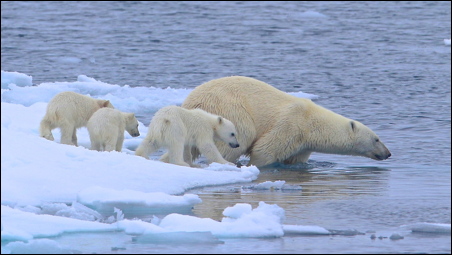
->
(127, 113, 135, 119)
(103, 100, 111, 107)
(350, 121, 356, 132)
(218, 116, 223, 124)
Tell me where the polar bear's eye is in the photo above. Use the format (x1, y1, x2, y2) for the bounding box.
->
(231, 133, 235, 137)
(375, 138, 379, 142)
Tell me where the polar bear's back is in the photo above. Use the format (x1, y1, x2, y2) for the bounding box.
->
(151, 105, 212, 128)
(46, 91, 111, 128)
(190, 76, 294, 102)
(147, 106, 215, 144)
(185, 76, 306, 130)
(184, 76, 305, 121)
(87, 108, 125, 134)
(182, 76, 305, 161)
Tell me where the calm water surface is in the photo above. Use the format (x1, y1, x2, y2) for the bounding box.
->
(1, 1, 450, 253)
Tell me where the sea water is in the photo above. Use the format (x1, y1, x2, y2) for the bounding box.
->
(1, 1, 450, 253)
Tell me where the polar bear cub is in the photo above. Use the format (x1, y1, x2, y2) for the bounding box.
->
(87, 108, 140, 152)
(39, 91, 114, 146)
(135, 105, 239, 167)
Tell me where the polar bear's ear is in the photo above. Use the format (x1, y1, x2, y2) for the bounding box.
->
(218, 116, 223, 124)
(102, 100, 111, 107)
(350, 121, 356, 132)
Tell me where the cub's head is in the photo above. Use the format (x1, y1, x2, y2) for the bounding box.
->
(125, 113, 140, 137)
(214, 116, 240, 148)
(350, 121, 391, 160)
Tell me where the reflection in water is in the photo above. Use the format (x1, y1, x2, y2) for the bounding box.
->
(190, 160, 391, 223)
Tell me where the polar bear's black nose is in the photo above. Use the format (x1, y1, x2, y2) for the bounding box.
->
(229, 143, 240, 148)
(374, 152, 391, 160)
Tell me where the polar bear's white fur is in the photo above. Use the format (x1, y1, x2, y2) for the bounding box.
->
(182, 76, 391, 167)
(87, 108, 140, 152)
(39, 91, 114, 146)
(135, 105, 239, 167)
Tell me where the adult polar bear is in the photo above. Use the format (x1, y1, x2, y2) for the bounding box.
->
(182, 76, 391, 167)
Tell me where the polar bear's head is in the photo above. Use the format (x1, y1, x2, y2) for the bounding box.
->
(214, 116, 240, 148)
(124, 113, 140, 137)
(350, 121, 391, 161)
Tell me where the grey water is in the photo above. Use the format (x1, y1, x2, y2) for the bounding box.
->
(1, 1, 450, 254)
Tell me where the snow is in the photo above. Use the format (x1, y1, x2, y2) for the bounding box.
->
(444, 38, 451, 46)
(1, 71, 449, 253)
(401, 223, 451, 234)
(283, 225, 331, 235)
(158, 202, 286, 238)
(1, 71, 33, 89)
(3, 239, 75, 254)
(299, 10, 328, 18)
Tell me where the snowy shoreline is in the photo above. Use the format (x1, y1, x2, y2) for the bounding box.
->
(1, 70, 450, 253)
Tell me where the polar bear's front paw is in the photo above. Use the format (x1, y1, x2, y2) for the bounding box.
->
(41, 133, 54, 141)
(225, 161, 237, 167)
